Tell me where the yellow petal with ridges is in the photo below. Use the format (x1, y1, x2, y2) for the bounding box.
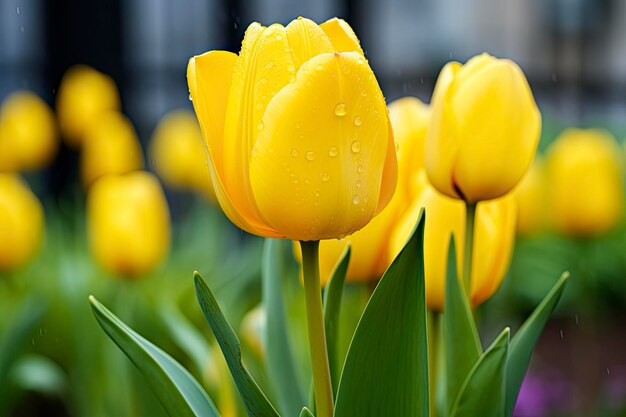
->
(374, 116, 398, 215)
(188, 49, 280, 237)
(320, 18, 364, 55)
(286, 17, 334, 71)
(221, 23, 297, 237)
(249, 52, 389, 241)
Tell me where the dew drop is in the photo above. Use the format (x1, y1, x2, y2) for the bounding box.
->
(275, 34, 283, 41)
(351, 141, 361, 153)
(334, 103, 347, 117)
(304, 177, 311, 184)
(257, 122, 264, 131)
(291, 149, 299, 158)
(328, 146, 338, 157)
(314, 191, 320, 198)
(353, 116, 362, 126)
(357, 165, 364, 174)
(305, 151, 315, 161)
(357, 58, 364, 65)
(321, 172, 330, 182)
(361, 90, 367, 97)
(188, 94, 192, 101)
(356, 180, 362, 188)
(394, 141, 400, 152)
(352, 195, 360, 205)
(316, 64, 324, 71)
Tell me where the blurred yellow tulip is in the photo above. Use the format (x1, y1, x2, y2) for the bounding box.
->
(425, 53, 541, 203)
(87, 171, 171, 277)
(546, 128, 624, 236)
(0, 174, 44, 271)
(150, 110, 215, 200)
(390, 172, 516, 310)
(56, 65, 120, 147)
(80, 111, 144, 187)
(0, 91, 58, 171)
(187, 17, 397, 241)
(514, 159, 546, 236)
(312, 97, 429, 283)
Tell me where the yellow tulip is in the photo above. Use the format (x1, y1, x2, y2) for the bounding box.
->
(310, 97, 429, 283)
(150, 110, 215, 199)
(87, 172, 171, 277)
(425, 53, 541, 203)
(390, 172, 516, 310)
(0, 91, 58, 171)
(546, 128, 624, 236)
(80, 111, 144, 187)
(187, 17, 397, 241)
(56, 65, 120, 147)
(514, 158, 546, 236)
(0, 174, 44, 271)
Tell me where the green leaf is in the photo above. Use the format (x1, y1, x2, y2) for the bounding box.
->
(10, 354, 67, 396)
(262, 238, 306, 416)
(334, 209, 429, 417)
(323, 244, 350, 396)
(194, 272, 280, 417)
(89, 296, 219, 417)
(0, 296, 47, 383)
(450, 328, 510, 417)
(444, 238, 482, 414)
(300, 407, 315, 417)
(505, 272, 569, 417)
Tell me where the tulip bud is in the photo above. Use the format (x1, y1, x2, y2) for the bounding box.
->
(546, 128, 624, 236)
(426, 53, 541, 203)
(80, 111, 144, 187)
(390, 171, 516, 310)
(87, 172, 171, 277)
(150, 110, 215, 200)
(0, 174, 44, 271)
(187, 17, 397, 241)
(514, 159, 546, 236)
(56, 65, 120, 147)
(0, 91, 58, 171)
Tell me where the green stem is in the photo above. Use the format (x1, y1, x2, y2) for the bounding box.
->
(463, 203, 477, 299)
(427, 312, 440, 417)
(300, 240, 334, 417)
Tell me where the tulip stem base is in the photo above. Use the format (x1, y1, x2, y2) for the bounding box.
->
(300, 240, 334, 417)
(463, 203, 476, 299)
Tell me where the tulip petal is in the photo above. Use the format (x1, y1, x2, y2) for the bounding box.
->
(249, 52, 389, 241)
(320, 18, 364, 55)
(374, 117, 398, 215)
(188, 49, 281, 237)
(221, 23, 298, 237)
(286, 17, 334, 71)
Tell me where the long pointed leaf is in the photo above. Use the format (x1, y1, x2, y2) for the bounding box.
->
(323, 244, 350, 396)
(450, 328, 510, 417)
(505, 272, 569, 417)
(334, 209, 429, 417)
(300, 407, 314, 417)
(444, 237, 482, 414)
(89, 296, 219, 417)
(262, 238, 306, 416)
(194, 272, 280, 417)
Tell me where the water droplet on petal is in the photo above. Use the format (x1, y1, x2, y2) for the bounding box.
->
(257, 122, 264, 131)
(291, 149, 299, 158)
(357, 58, 364, 65)
(394, 141, 400, 152)
(314, 191, 320, 198)
(316, 64, 323, 71)
(353, 116, 362, 126)
(275, 34, 283, 41)
(357, 165, 364, 174)
(321, 172, 330, 182)
(356, 180, 362, 188)
(351, 141, 361, 153)
(334, 103, 347, 117)
(352, 195, 360, 205)
(361, 90, 367, 97)
(305, 151, 315, 161)
(188, 94, 192, 101)
(328, 146, 338, 157)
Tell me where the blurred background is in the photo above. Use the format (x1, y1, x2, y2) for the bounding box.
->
(1, 0, 626, 416)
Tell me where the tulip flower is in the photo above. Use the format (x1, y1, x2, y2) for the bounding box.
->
(87, 172, 171, 277)
(188, 17, 396, 417)
(0, 91, 58, 172)
(56, 65, 120, 147)
(0, 174, 44, 271)
(426, 53, 541, 203)
(312, 97, 429, 283)
(514, 159, 546, 236)
(149, 110, 215, 199)
(80, 111, 144, 187)
(187, 17, 397, 242)
(546, 129, 624, 236)
(390, 171, 517, 310)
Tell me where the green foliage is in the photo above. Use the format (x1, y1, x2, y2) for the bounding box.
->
(333, 209, 429, 417)
(89, 296, 219, 417)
